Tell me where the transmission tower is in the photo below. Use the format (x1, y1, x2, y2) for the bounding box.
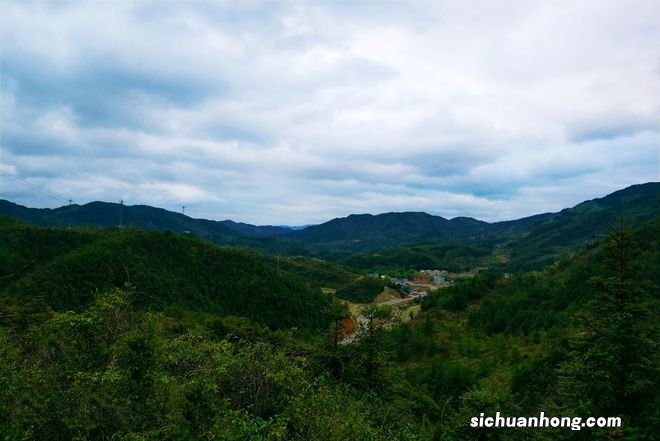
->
(119, 199, 124, 227)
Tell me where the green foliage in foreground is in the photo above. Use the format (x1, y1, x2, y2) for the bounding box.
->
(0, 288, 422, 441)
(0, 218, 658, 440)
(410, 219, 659, 440)
(554, 220, 659, 440)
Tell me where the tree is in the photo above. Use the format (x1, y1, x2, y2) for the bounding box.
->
(555, 218, 659, 439)
(328, 300, 350, 350)
(357, 304, 390, 389)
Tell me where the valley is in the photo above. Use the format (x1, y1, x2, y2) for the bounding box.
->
(3, 2, 657, 438)
(0, 183, 658, 440)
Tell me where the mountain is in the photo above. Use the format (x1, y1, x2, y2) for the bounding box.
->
(2, 196, 658, 440)
(489, 212, 555, 234)
(288, 183, 659, 260)
(2, 182, 658, 270)
(288, 212, 491, 250)
(0, 199, 243, 239)
(506, 182, 660, 269)
(0, 216, 331, 330)
(220, 219, 292, 236)
(0, 201, 498, 250)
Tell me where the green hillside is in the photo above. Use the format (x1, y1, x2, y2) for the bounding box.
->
(261, 255, 361, 290)
(1, 218, 657, 440)
(0, 200, 243, 240)
(289, 211, 491, 250)
(334, 240, 495, 273)
(403, 219, 660, 439)
(0, 217, 331, 330)
(2, 182, 658, 273)
(506, 182, 660, 269)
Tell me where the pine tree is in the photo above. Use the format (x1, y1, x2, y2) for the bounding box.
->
(555, 218, 659, 439)
(325, 299, 350, 379)
(357, 304, 390, 389)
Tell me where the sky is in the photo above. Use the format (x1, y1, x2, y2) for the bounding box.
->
(1, 0, 659, 225)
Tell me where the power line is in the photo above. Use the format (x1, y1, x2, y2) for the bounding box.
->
(0, 170, 71, 205)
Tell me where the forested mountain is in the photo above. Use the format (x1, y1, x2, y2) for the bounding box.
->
(289, 212, 491, 249)
(291, 183, 659, 251)
(505, 182, 660, 269)
(1, 188, 658, 440)
(406, 219, 660, 439)
(333, 240, 495, 274)
(0, 199, 294, 240)
(293, 182, 660, 272)
(1, 213, 657, 439)
(0, 217, 331, 330)
(0, 200, 243, 240)
(221, 219, 292, 236)
(2, 182, 658, 270)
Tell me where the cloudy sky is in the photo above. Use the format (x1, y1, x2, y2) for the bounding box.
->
(1, 1, 658, 225)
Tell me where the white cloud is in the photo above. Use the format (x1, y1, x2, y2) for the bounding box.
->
(1, 0, 658, 225)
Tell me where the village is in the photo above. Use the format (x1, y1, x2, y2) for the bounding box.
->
(370, 268, 452, 299)
(340, 268, 454, 344)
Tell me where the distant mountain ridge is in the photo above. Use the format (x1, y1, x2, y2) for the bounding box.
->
(1, 182, 658, 269)
(220, 219, 292, 236)
(0, 199, 535, 249)
(0, 200, 286, 240)
(505, 182, 660, 269)
(289, 211, 491, 249)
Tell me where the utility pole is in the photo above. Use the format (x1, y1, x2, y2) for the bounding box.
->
(119, 199, 124, 227)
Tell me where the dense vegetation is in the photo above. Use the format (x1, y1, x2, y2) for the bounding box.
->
(0, 289, 423, 440)
(504, 183, 660, 270)
(421, 269, 501, 312)
(4, 182, 658, 273)
(334, 276, 388, 303)
(0, 197, 658, 439)
(336, 240, 495, 274)
(0, 217, 331, 331)
(289, 212, 490, 250)
(259, 255, 361, 293)
(392, 219, 659, 439)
